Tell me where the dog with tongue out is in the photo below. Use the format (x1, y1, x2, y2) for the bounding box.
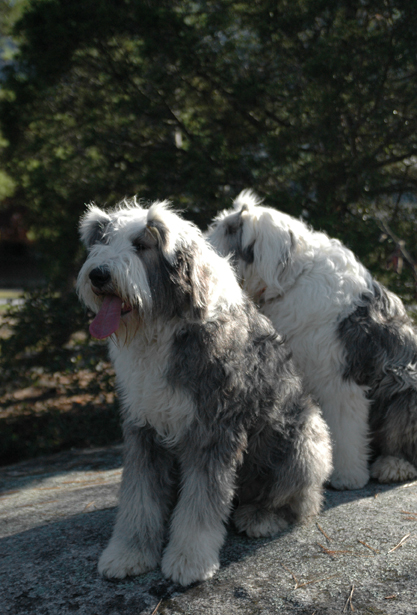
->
(76, 197, 332, 587)
(77, 200, 151, 343)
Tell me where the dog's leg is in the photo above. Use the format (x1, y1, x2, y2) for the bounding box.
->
(369, 376, 417, 483)
(161, 435, 239, 585)
(320, 380, 370, 490)
(235, 409, 332, 536)
(370, 455, 417, 483)
(98, 424, 176, 579)
(234, 503, 290, 537)
(234, 425, 292, 537)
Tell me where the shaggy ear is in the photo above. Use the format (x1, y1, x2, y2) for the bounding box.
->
(174, 241, 210, 320)
(146, 201, 173, 252)
(188, 247, 210, 319)
(79, 205, 111, 248)
(145, 219, 166, 248)
(248, 211, 296, 291)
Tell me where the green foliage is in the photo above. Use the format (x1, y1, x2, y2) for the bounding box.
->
(1, 1, 416, 280)
(0, 168, 15, 199)
(0, 0, 27, 204)
(0, 289, 87, 366)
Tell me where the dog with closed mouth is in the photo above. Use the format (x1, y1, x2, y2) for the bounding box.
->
(77, 197, 332, 586)
(207, 190, 417, 490)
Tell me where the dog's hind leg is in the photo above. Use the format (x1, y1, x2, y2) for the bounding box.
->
(234, 482, 322, 538)
(234, 407, 332, 536)
(320, 379, 370, 490)
(369, 378, 417, 483)
(233, 503, 289, 537)
(98, 424, 176, 579)
(370, 455, 417, 483)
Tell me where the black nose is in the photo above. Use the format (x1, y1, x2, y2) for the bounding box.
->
(89, 266, 111, 288)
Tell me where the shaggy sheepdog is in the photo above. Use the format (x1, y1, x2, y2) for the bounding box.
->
(77, 198, 332, 586)
(207, 190, 417, 490)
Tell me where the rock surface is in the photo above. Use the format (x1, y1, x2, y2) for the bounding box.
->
(1, 445, 417, 615)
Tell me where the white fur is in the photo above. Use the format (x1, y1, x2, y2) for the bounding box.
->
(110, 320, 195, 444)
(77, 206, 153, 319)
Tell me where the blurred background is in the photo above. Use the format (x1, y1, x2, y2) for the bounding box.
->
(0, 0, 416, 465)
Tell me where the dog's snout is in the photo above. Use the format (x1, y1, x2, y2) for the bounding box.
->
(89, 266, 111, 288)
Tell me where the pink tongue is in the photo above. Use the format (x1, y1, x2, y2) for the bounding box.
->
(89, 295, 123, 339)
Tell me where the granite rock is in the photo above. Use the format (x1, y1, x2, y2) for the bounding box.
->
(1, 445, 417, 614)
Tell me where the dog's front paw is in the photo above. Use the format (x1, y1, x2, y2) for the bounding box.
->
(98, 539, 158, 579)
(234, 504, 288, 537)
(330, 467, 369, 490)
(161, 542, 219, 586)
(371, 456, 417, 483)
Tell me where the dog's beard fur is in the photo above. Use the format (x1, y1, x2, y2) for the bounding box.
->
(77, 197, 332, 585)
(207, 190, 417, 490)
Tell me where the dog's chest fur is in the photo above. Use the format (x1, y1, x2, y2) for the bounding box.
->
(109, 322, 195, 442)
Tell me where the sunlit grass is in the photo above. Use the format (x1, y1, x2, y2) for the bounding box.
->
(0, 289, 23, 299)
